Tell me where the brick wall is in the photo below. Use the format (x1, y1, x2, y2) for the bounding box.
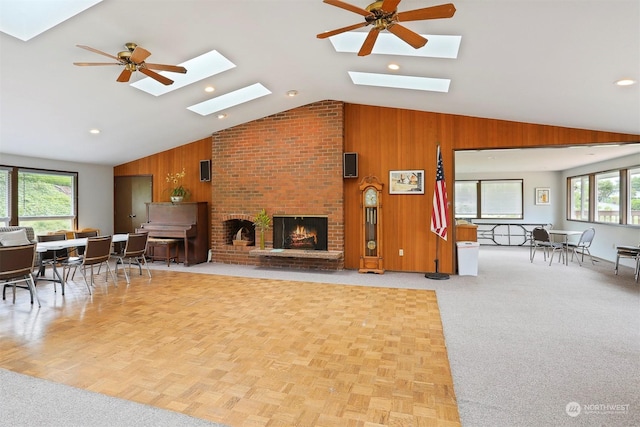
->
(211, 100, 345, 269)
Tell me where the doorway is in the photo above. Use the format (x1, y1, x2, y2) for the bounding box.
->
(114, 175, 152, 234)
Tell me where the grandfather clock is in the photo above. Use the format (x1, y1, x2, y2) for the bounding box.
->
(359, 176, 384, 274)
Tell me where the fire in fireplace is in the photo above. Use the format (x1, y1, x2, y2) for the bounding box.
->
(273, 215, 328, 251)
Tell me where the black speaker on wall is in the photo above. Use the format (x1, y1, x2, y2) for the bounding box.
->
(343, 152, 358, 178)
(200, 160, 211, 182)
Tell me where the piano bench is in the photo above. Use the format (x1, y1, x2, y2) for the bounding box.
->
(147, 238, 181, 267)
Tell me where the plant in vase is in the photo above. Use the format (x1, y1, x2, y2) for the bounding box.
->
(253, 208, 271, 250)
(165, 168, 190, 202)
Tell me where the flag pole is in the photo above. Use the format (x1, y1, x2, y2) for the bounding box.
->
(426, 145, 450, 280)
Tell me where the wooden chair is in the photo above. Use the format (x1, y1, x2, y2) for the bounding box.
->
(64, 236, 116, 295)
(112, 233, 151, 284)
(0, 243, 40, 306)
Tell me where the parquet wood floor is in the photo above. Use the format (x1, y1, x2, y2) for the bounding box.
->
(0, 269, 460, 427)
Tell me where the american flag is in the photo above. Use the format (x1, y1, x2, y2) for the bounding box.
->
(430, 146, 448, 240)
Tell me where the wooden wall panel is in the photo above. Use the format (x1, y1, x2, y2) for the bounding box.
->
(114, 137, 212, 206)
(344, 104, 639, 273)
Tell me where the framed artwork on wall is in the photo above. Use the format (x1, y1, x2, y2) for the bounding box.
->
(389, 170, 424, 194)
(535, 187, 550, 205)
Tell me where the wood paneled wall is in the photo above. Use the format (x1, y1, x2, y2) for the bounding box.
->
(113, 102, 638, 274)
(343, 104, 640, 273)
(114, 137, 213, 206)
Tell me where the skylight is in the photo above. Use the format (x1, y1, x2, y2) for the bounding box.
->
(187, 83, 272, 116)
(329, 33, 461, 58)
(348, 71, 451, 92)
(0, 0, 102, 41)
(130, 50, 236, 96)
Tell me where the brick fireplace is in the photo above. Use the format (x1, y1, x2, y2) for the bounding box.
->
(210, 101, 345, 269)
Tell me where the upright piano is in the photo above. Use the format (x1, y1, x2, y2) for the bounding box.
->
(138, 202, 208, 266)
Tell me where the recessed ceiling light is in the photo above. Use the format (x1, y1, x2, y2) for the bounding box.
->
(388, 64, 400, 71)
(0, 0, 102, 41)
(89, 129, 100, 134)
(131, 50, 235, 96)
(187, 83, 272, 116)
(329, 33, 461, 58)
(348, 71, 451, 93)
(205, 86, 215, 93)
(217, 113, 227, 119)
(286, 90, 298, 97)
(615, 79, 636, 86)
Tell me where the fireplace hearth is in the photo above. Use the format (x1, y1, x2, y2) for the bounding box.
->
(273, 215, 328, 251)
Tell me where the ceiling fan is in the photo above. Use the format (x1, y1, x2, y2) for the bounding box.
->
(73, 43, 187, 85)
(317, 0, 456, 56)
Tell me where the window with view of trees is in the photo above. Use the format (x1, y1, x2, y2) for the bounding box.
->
(455, 179, 523, 219)
(568, 165, 639, 225)
(0, 166, 77, 234)
(569, 175, 590, 221)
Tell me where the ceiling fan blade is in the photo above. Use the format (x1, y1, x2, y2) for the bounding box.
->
(317, 22, 368, 39)
(397, 3, 456, 22)
(387, 24, 428, 49)
(380, 0, 402, 13)
(323, 0, 372, 17)
(143, 63, 187, 74)
(358, 28, 380, 56)
(139, 67, 174, 85)
(117, 69, 133, 83)
(130, 46, 152, 64)
(73, 62, 121, 66)
(76, 44, 122, 62)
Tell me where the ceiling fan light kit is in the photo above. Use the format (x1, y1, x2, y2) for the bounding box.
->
(317, 0, 456, 56)
(74, 42, 187, 85)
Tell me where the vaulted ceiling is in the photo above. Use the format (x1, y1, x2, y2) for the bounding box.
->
(1, 0, 638, 167)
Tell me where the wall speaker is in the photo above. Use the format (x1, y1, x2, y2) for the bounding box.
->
(343, 152, 358, 178)
(199, 160, 211, 182)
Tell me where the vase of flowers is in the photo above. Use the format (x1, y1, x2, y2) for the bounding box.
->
(253, 208, 271, 250)
(166, 168, 189, 202)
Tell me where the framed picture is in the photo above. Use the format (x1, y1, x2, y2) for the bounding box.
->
(535, 187, 550, 205)
(389, 170, 425, 194)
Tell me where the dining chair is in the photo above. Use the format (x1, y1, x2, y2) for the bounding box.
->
(111, 233, 151, 284)
(64, 230, 100, 280)
(566, 228, 596, 266)
(64, 235, 116, 295)
(614, 243, 640, 281)
(530, 227, 562, 265)
(36, 233, 69, 294)
(0, 243, 40, 306)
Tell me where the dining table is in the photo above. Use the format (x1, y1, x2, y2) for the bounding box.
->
(548, 230, 582, 265)
(35, 234, 129, 284)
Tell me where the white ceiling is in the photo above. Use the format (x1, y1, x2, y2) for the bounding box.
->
(455, 143, 640, 174)
(0, 0, 638, 167)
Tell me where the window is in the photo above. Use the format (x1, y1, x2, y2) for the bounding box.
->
(0, 166, 78, 234)
(455, 179, 523, 219)
(454, 181, 478, 218)
(567, 165, 638, 225)
(595, 171, 620, 223)
(628, 167, 640, 225)
(0, 167, 9, 227)
(569, 176, 590, 220)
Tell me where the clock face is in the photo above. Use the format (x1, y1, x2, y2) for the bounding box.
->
(365, 188, 377, 206)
